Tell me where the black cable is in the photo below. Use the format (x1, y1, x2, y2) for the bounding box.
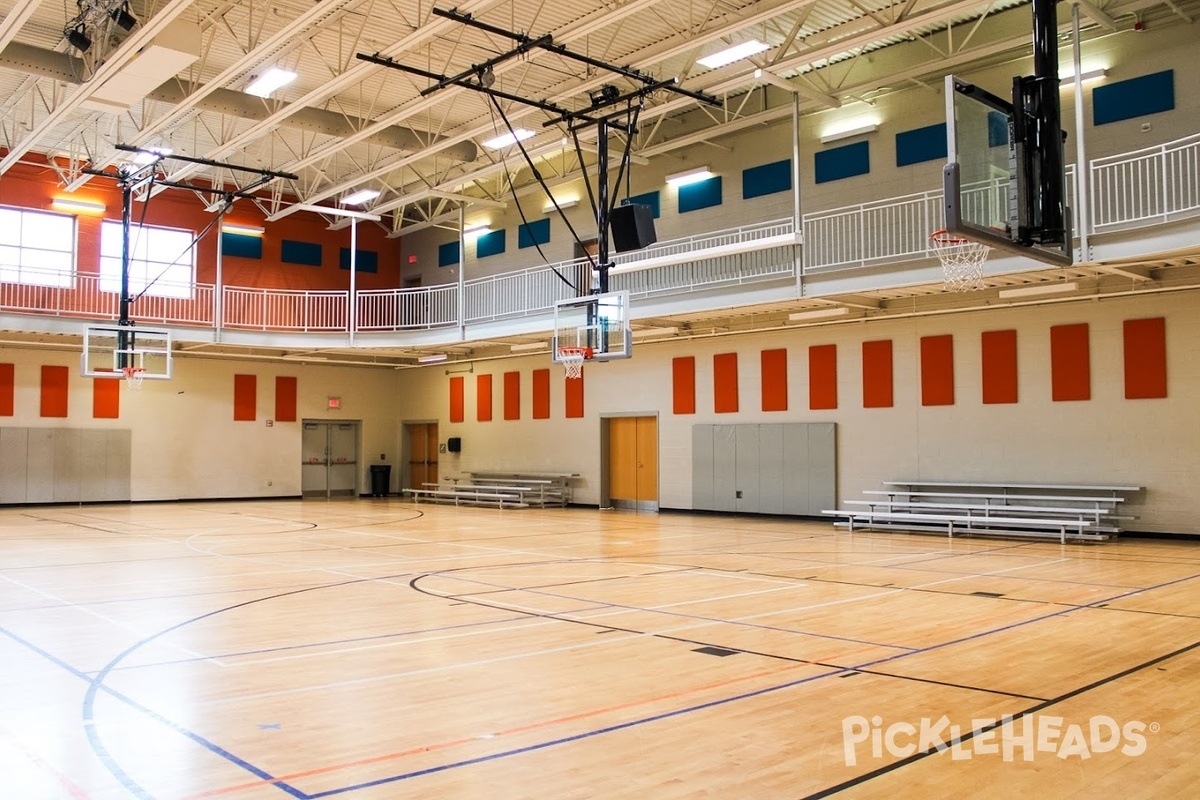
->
(131, 210, 222, 303)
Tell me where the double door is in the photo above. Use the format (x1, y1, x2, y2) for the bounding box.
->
(301, 421, 359, 498)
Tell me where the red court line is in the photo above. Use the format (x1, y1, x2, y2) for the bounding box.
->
(0, 723, 92, 800)
(180, 660, 811, 798)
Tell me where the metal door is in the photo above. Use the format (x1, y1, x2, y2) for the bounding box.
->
(301, 421, 360, 498)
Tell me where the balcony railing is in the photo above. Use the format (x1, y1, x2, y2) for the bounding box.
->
(2, 132, 1197, 337)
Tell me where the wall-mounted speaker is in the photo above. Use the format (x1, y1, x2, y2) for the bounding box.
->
(610, 203, 657, 252)
(447, 437, 462, 452)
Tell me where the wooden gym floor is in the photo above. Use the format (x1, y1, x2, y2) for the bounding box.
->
(1, 500, 1198, 799)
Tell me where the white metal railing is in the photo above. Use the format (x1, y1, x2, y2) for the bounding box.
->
(613, 242, 796, 298)
(612, 218, 795, 267)
(222, 287, 347, 331)
(357, 284, 458, 331)
(1091, 132, 1200, 232)
(463, 260, 587, 324)
(803, 190, 943, 271)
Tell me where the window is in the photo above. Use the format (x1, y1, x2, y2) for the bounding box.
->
(0, 207, 75, 287)
(100, 221, 195, 299)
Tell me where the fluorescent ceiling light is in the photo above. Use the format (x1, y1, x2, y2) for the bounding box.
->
(221, 223, 265, 236)
(482, 128, 534, 149)
(998, 282, 1078, 299)
(417, 354, 448, 363)
(819, 123, 878, 144)
(246, 67, 297, 98)
(340, 188, 380, 206)
(462, 223, 490, 237)
(510, 342, 547, 352)
(665, 166, 714, 186)
(51, 197, 105, 214)
(632, 326, 679, 338)
(131, 147, 171, 165)
(545, 197, 579, 212)
(1059, 68, 1107, 84)
(698, 40, 771, 69)
(788, 307, 851, 321)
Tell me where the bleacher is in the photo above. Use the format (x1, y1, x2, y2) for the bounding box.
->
(825, 480, 1141, 543)
(404, 471, 576, 509)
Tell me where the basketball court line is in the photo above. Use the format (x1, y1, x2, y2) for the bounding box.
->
(0, 721, 92, 800)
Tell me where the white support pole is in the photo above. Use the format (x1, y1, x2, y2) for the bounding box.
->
(792, 92, 805, 293)
(1072, 3, 1091, 260)
(457, 206, 466, 335)
(349, 218, 358, 345)
(214, 210, 225, 342)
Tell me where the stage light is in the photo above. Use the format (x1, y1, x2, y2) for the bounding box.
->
(66, 26, 91, 53)
(110, 3, 138, 31)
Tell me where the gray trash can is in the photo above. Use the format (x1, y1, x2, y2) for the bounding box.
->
(369, 464, 391, 497)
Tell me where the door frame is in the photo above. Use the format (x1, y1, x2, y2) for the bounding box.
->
(402, 419, 441, 491)
(599, 412, 659, 511)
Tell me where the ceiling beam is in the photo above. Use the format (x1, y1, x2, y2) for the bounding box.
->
(0, 0, 40, 55)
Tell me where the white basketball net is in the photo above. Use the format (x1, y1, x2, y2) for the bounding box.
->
(123, 367, 145, 390)
(931, 231, 989, 292)
(559, 349, 587, 380)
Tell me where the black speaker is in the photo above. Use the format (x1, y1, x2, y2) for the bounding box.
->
(610, 203, 657, 252)
(446, 437, 461, 453)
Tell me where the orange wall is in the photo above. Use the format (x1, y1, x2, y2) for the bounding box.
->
(0, 157, 401, 291)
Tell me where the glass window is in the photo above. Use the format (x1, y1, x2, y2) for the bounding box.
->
(0, 207, 75, 287)
(100, 221, 195, 299)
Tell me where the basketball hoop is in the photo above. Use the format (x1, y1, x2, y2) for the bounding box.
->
(122, 366, 145, 390)
(557, 346, 591, 379)
(930, 229, 989, 292)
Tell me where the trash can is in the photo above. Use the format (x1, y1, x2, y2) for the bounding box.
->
(369, 464, 391, 497)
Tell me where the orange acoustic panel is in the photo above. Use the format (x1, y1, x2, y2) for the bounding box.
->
(503, 371, 520, 420)
(920, 335, 955, 406)
(861, 340, 893, 408)
(0, 363, 13, 416)
(93, 377, 120, 419)
(233, 374, 257, 421)
(1123, 317, 1167, 399)
(477, 374, 494, 421)
(672, 356, 696, 415)
(808, 344, 837, 410)
(761, 349, 788, 412)
(40, 365, 69, 418)
(981, 329, 1018, 404)
(1050, 323, 1090, 402)
(532, 369, 550, 419)
(565, 369, 584, 418)
(449, 376, 465, 422)
(275, 376, 297, 422)
(713, 353, 739, 413)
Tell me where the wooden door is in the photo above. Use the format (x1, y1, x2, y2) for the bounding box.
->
(635, 416, 658, 504)
(608, 416, 657, 510)
(406, 423, 439, 489)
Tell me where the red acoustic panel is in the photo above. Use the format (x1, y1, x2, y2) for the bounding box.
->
(503, 371, 520, 420)
(672, 356, 696, 415)
(808, 344, 837, 410)
(233, 374, 257, 421)
(761, 348, 788, 412)
(981, 329, 1018, 404)
(1050, 323, 1091, 401)
(275, 376, 297, 422)
(861, 340, 893, 408)
(920, 335, 955, 406)
(449, 376, 465, 422)
(0, 363, 13, 416)
(565, 369, 584, 418)
(713, 353, 739, 413)
(1123, 317, 1167, 399)
(477, 374, 494, 421)
(40, 365, 69, 418)
(93, 378, 120, 419)
(532, 369, 550, 419)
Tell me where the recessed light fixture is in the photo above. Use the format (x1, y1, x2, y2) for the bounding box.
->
(788, 307, 851, 321)
(51, 197, 105, 214)
(997, 282, 1078, 299)
(819, 123, 879, 145)
(1059, 68, 1107, 84)
(221, 223, 265, 236)
(698, 40, 771, 69)
(340, 188, 380, 206)
(544, 197, 579, 213)
(246, 67, 298, 98)
(417, 354, 448, 363)
(665, 166, 715, 186)
(482, 129, 534, 149)
(462, 223, 491, 237)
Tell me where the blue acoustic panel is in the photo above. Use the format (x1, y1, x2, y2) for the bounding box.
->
(624, 191, 660, 218)
(814, 141, 870, 184)
(221, 232, 262, 259)
(987, 111, 1008, 148)
(476, 229, 506, 258)
(438, 240, 460, 267)
(742, 159, 792, 199)
(518, 218, 551, 249)
(677, 176, 723, 213)
(281, 239, 322, 266)
(895, 123, 948, 167)
(1094, 70, 1175, 125)
(339, 248, 378, 273)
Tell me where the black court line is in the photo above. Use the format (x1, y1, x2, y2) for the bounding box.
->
(802, 638, 1200, 799)
(847, 668, 1048, 702)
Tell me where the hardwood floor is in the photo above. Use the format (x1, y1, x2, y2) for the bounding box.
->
(1, 499, 1197, 798)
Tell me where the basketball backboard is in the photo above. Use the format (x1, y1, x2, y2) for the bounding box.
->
(552, 290, 632, 363)
(82, 325, 173, 379)
(943, 75, 1072, 266)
